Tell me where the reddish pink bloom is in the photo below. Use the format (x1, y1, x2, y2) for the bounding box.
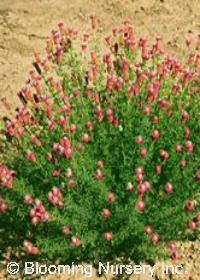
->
(150, 233, 160, 245)
(94, 169, 103, 180)
(135, 135, 143, 145)
(180, 160, 187, 169)
(23, 240, 39, 255)
(151, 116, 159, 124)
(65, 168, 73, 178)
(26, 150, 37, 162)
(70, 236, 80, 247)
(184, 127, 190, 138)
(24, 194, 33, 205)
(62, 225, 70, 235)
(151, 129, 160, 140)
(0, 195, 8, 213)
(144, 225, 153, 235)
(185, 141, 193, 153)
(69, 124, 77, 134)
(104, 232, 112, 241)
(176, 144, 182, 153)
(159, 149, 169, 161)
(167, 241, 177, 254)
(165, 182, 173, 194)
(155, 165, 162, 174)
(0, 165, 14, 188)
(158, 98, 168, 109)
(30, 134, 41, 147)
(181, 111, 189, 123)
(97, 160, 104, 169)
(82, 133, 91, 143)
(188, 220, 196, 231)
(138, 184, 146, 197)
(195, 170, 200, 181)
(195, 213, 200, 222)
(85, 120, 93, 130)
(48, 187, 63, 207)
(102, 208, 111, 219)
(30, 200, 49, 225)
(184, 200, 196, 212)
(107, 192, 115, 202)
(140, 147, 147, 157)
(136, 200, 146, 211)
(143, 105, 151, 115)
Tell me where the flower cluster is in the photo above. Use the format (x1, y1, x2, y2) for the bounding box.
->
(48, 187, 63, 208)
(0, 165, 14, 188)
(29, 199, 49, 226)
(23, 240, 39, 255)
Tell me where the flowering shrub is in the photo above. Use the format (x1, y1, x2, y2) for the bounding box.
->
(0, 18, 200, 265)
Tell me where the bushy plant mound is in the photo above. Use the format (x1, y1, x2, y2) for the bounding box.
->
(0, 18, 200, 264)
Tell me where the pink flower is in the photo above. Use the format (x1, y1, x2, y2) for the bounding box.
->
(151, 116, 159, 124)
(0, 165, 14, 188)
(23, 240, 39, 255)
(150, 233, 160, 245)
(138, 184, 146, 197)
(30, 134, 41, 147)
(165, 182, 173, 194)
(102, 208, 110, 219)
(26, 150, 37, 162)
(0, 202, 8, 212)
(184, 200, 196, 212)
(188, 220, 196, 231)
(185, 141, 193, 153)
(62, 225, 70, 235)
(159, 149, 169, 161)
(155, 165, 162, 174)
(135, 136, 143, 145)
(167, 241, 177, 253)
(176, 144, 182, 153)
(94, 169, 103, 180)
(85, 120, 93, 130)
(70, 236, 80, 247)
(151, 129, 160, 140)
(0, 196, 8, 213)
(180, 160, 187, 169)
(82, 133, 91, 143)
(181, 111, 189, 123)
(158, 98, 168, 109)
(69, 124, 77, 134)
(143, 105, 151, 115)
(30, 199, 49, 225)
(184, 127, 190, 138)
(97, 160, 104, 169)
(24, 194, 33, 205)
(140, 147, 147, 157)
(195, 170, 200, 181)
(104, 231, 112, 241)
(48, 187, 63, 207)
(136, 200, 146, 211)
(195, 213, 200, 222)
(107, 191, 115, 202)
(65, 168, 73, 178)
(144, 225, 153, 235)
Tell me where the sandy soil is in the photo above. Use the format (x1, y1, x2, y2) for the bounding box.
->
(0, 0, 200, 279)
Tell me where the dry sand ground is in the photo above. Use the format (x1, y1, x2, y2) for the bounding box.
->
(0, 0, 200, 279)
